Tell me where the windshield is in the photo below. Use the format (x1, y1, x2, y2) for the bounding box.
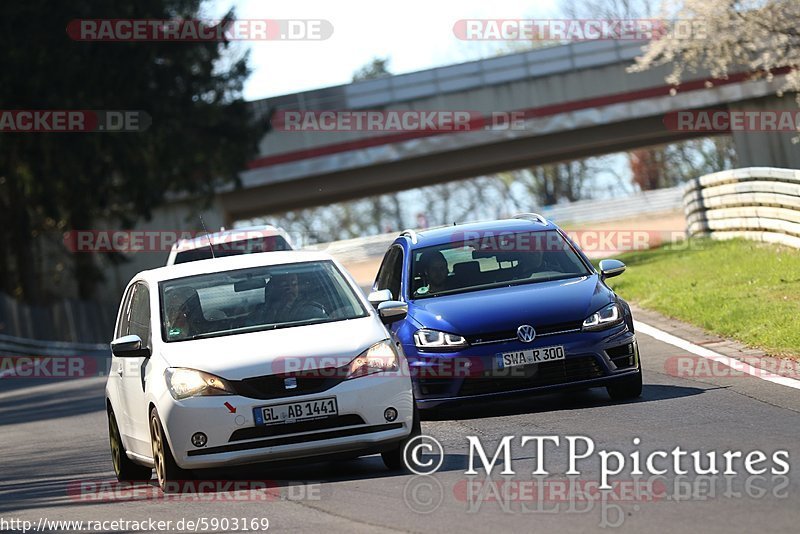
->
(173, 234, 291, 264)
(159, 260, 367, 342)
(410, 230, 591, 299)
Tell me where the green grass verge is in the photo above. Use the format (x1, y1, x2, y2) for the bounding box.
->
(602, 238, 800, 358)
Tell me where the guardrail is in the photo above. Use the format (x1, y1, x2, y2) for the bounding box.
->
(683, 167, 800, 249)
(542, 186, 682, 225)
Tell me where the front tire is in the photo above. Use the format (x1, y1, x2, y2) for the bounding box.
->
(108, 409, 152, 481)
(149, 407, 190, 492)
(381, 407, 422, 471)
(607, 369, 643, 400)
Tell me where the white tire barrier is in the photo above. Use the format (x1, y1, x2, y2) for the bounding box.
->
(683, 167, 800, 249)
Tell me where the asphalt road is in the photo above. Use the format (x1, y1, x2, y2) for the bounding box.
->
(2, 327, 800, 534)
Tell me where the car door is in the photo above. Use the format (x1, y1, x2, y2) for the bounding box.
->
(118, 282, 154, 456)
(374, 245, 405, 335)
(110, 284, 135, 430)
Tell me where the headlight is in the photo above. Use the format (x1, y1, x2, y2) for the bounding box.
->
(165, 368, 235, 400)
(413, 329, 468, 350)
(583, 303, 623, 331)
(346, 339, 399, 379)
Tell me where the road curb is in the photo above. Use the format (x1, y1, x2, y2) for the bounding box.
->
(630, 303, 800, 380)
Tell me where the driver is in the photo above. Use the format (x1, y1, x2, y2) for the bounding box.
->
(418, 250, 451, 294)
(262, 273, 326, 323)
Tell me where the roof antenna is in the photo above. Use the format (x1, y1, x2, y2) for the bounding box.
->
(198, 214, 216, 259)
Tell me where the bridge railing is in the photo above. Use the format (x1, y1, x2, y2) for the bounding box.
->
(683, 167, 800, 248)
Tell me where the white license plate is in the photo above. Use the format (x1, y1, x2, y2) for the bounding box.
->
(257, 397, 338, 426)
(497, 346, 566, 369)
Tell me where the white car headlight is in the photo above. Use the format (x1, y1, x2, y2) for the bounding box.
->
(165, 368, 235, 400)
(346, 339, 399, 379)
(582, 303, 623, 331)
(413, 329, 468, 350)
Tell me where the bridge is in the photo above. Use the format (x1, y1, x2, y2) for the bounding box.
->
(214, 39, 798, 221)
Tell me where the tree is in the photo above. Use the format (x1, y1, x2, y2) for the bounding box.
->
(352, 57, 392, 82)
(629, 0, 800, 104)
(0, 1, 266, 301)
(630, 137, 738, 190)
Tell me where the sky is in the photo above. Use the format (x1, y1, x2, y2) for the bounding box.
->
(210, 0, 561, 100)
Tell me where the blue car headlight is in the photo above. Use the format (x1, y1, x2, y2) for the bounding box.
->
(414, 329, 468, 350)
(582, 303, 624, 331)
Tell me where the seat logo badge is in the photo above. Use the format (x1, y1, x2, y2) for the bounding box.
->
(517, 325, 536, 343)
(284, 377, 297, 390)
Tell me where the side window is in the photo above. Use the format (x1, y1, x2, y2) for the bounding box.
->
(115, 285, 135, 339)
(375, 246, 404, 300)
(128, 283, 151, 348)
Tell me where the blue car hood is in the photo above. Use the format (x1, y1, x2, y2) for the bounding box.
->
(408, 275, 612, 335)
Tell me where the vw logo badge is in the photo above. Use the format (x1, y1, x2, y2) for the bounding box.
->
(517, 325, 536, 343)
(284, 377, 298, 390)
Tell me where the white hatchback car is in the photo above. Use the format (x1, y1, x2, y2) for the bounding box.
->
(165, 225, 293, 265)
(106, 251, 416, 491)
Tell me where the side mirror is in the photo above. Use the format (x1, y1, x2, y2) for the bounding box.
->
(377, 300, 408, 324)
(599, 259, 626, 280)
(110, 334, 151, 358)
(367, 289, 393, 308)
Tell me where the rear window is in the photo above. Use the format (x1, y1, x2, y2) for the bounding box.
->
(173, 235, 291, 264)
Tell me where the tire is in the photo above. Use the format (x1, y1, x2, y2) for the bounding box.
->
(149, 407, 190, 492)
(607, 369, 643, 401)
(381, 406, 422, 471)
(108, 409, 152, 482)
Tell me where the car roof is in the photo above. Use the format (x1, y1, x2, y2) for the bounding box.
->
(171, 224, 284, 251)
(135, 250, 336, 285)
(400, 216, 560, 249)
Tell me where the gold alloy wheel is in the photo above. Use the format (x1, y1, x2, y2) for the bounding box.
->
(150, 414, 166, 488)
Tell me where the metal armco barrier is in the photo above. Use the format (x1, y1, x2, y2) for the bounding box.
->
(684, 167, 800, 249)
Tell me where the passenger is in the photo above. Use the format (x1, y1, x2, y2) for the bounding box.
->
(164, 287, 203, 338)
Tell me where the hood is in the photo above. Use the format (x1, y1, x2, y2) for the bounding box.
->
(409, 275, 613, 335)
(157, 316, 388, 380)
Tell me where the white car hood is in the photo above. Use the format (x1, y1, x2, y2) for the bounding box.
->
(157, 316, 389, 380)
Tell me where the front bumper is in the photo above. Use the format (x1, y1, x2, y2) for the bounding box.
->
(157, 373, 413, 469)
(404, 324, 639, 409)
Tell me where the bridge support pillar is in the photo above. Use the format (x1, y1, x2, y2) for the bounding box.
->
(730, 95, 800, 169)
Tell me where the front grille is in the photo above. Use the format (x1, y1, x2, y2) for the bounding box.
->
(466, 321, 583, 345)
(229, 414, 366, 442)
(232, 366, 348, 400)
(458, 355, 604, 397)
(189, 423, 404, 457)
